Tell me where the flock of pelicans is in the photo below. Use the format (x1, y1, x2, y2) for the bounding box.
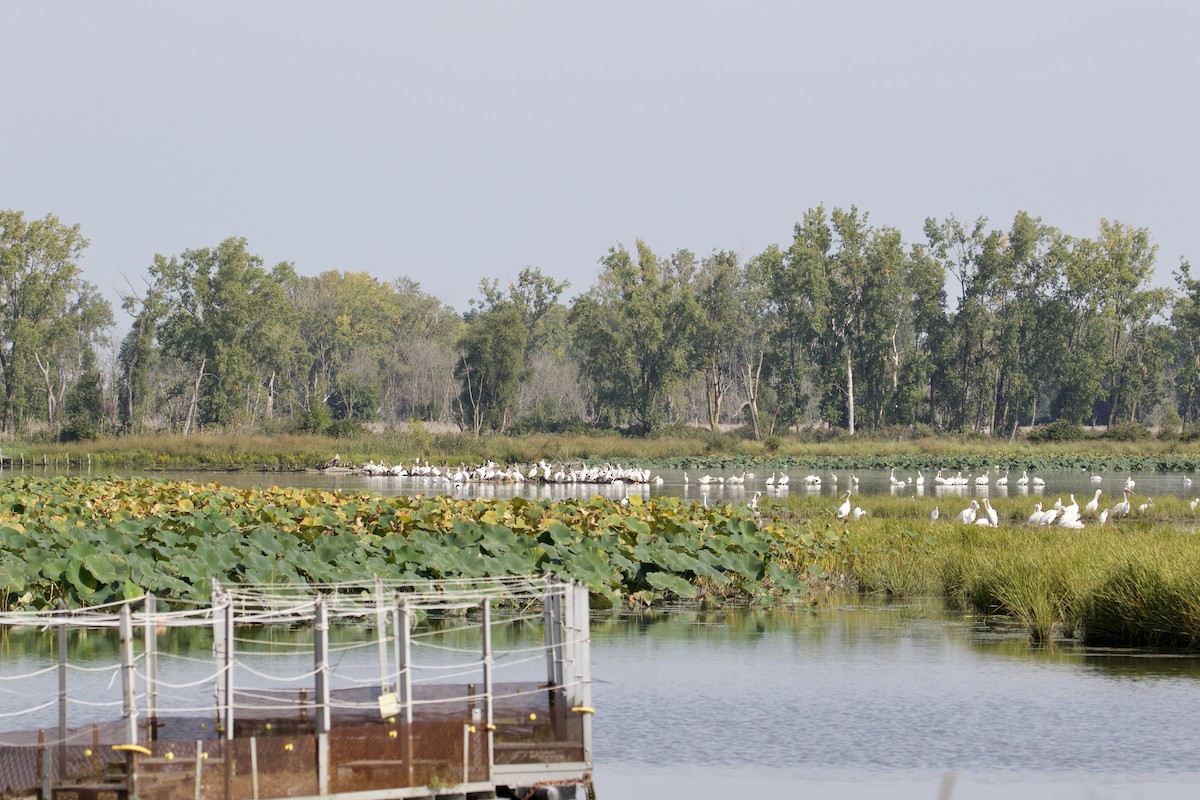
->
(340, 457, 1195, 527)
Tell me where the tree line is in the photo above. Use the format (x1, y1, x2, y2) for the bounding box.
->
(2, 206, 1197, 441)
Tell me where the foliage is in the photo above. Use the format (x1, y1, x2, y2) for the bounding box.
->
(0, 477, 834, 610)
(1027, 420, 1085, 442)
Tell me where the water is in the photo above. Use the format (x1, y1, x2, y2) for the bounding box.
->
(5, 600, 1199, 798)
(590, 599, 1200, 799)
(21, 465, 1199, 506)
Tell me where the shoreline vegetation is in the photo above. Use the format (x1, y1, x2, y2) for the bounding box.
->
(1, 472, 1199, 652)
(6, 430, 1200, 472)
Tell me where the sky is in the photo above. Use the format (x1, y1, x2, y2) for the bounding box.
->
(4, 1, 1198, 331)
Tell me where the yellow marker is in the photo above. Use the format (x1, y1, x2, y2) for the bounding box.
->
(529, 713, 537, 721)
(284, 743, 294, 752)
(165, 752, 174, 760)
(388, 717, 396, 724)
(84, 749, 93, 757)
(113, 744, 153, 756)
(571, 706, 596, 715)
(388, 730, 397, 739)
(486, 724, 496, 731)
(468, 725, 476, 733)
(264, 723, 272, 731)
(200, 722, 206, 729)
(201, 753, 209, 760)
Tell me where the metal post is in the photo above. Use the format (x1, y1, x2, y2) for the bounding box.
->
(212, 583, 226, 732)
(120, 605, 140, 800)
(193, 741, 203, 800)
(575, 582, 593, 766)
(57, 603, 68, 780)
(543, 580, 556, 689)
(143, 593, 159, 741)
(120, 605, 138, 746)
(397, 599, 412, 725)
(39, 729, 50, 800)
(250, 737, 260, 800)
(481, 597, 494, 778)
(375, 576, 390, 693)
(314, 597, 331, 796)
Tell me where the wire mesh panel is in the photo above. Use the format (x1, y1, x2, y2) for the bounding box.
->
(0, 578, 593, 799)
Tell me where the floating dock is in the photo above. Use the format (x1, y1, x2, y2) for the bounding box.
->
(0, 577, 594, 799)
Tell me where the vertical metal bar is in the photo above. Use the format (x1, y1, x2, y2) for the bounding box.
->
(543, 581, 557, 689)
(462, 724, 470, 785)
(57, 604, 68, 780)
(193, 741, 203, 800)
(481, 597, 494, 780)
(212, 582, 226, 732)
(143, 593, 158, 742)
(120, 605, 138, 746)
(576, 582, 593, 767)
(375, 576, 390, 693)
(250, 737, 259, 800)
(38, 730, 50, 800)
(224, 597, 235, 741)
(314, 597, 330, 796)
(398, 599, 412, 725)
(120, 604, 140, 800)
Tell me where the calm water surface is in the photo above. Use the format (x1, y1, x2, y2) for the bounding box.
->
(591, 599, 1200, 799)
(27, 465, 1200, 506)
(4, 599, 1197, 799)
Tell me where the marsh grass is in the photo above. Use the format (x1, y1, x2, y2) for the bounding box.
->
(766, 493, 1200, 648)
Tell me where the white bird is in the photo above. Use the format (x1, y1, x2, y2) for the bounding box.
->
(777, 473, 790, 486)
(1038, 508, 1060, 526)
(1191, 497, 1200, 511)
(748, 491, 762, 511)
(683, 472, 690, 485)
(1032, 475, 1046, 487)
(1124, 476, 1136, 491)
(836, 489, 852, 520)
(957, 500, 979, 524)
(1016, 470, 1030, 487)
(1059, 516, 1085, 529)
(934, 469, 946, 485)
(1112, 490, 1132, 516)
(765, 473, 774, 486)
(1026, 503, 1044, 525)
(1138, 497, 1154, 514)
(931, 506, 940, 522)
(983, 497, 998, 527)
(916, 470, 925, 487)
(850, 473, 860, 486)
(851, 507, 867, 521)
(1062, 493, 1079, 518)
(1184, 476, 1193, 488)
(975, 470, 990, 486)
(1097, 508, 1109, 526)
(995, 470, 1009, 487)
(1084, 488, 1103, 515)
(1091, 472, 1103, 484)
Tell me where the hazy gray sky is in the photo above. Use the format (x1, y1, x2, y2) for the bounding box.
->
(5, 1, 1197, 324)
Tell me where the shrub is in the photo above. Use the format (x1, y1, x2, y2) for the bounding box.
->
(1102, 422, 1151, 442)
(1027, 420, 1085, 443)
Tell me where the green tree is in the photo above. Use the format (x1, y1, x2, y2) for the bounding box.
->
(455, 304, 528, 434)
(0, 210, 112, 434)
(150, 237, 297, 433)
(569, 240, 700, 433)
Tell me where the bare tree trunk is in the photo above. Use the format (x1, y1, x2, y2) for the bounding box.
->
(182, 357, 206, 436)
(743, 353, 764, 441)
(845, 347, 856, 435)
(265, 371, 275, 419)
(33, 353, 56, 428)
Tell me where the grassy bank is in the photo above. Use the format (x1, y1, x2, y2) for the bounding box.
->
(8, 430, 1200, 472)
(793, 494, 1200, 648)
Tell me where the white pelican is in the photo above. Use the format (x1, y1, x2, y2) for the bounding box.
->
(1026, 503, 1043, 525)
(1124, 476, 1136, 491)
(957, 500, 979, 524)
(995, 470, 1009, 487)
(1084, 489, 1102, 515)
(983, 498, 998, 527)
(1112, 490, 1132, 516)
(836, 489, 852, 520)
(1016, 470, 1030, 487)
(975, 471, 990, 486)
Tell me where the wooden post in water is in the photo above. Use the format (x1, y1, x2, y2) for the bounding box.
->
(375, 576, 390, 693)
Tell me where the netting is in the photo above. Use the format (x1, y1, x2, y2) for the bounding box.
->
(0, 577, 592, 798)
